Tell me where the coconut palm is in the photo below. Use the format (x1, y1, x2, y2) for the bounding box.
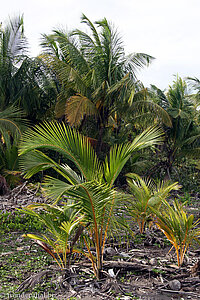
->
(41, 14, 157, 151)
(126, 173, 180, 233)
(19, 121, 163, 279)
(0, 15, 57, 122)
(152, 199, 200, 267)
(0, 16, 57, 185)
(166, 77, 200, 171)
(0, 105, 28, 186)
(0, 15, 27, 110)
(187, 77, 200, 123)
(20, 203, 84, 270)
(146, 76, 200, 179)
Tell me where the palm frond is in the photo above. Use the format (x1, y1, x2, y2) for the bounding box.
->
(130, 100, 172, 127)
(0, 106, 27, 140)
(123, 53, 155, 80)
(152, 199, 200, 266)
(81, 14, 102, 49)
(104, 126, 164, 186)
(19, 121, 102, 181)
(65, 94, 97, 127)
(126, 173, 180, 233)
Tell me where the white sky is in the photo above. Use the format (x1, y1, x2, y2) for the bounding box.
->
(1, 0, 200, 89)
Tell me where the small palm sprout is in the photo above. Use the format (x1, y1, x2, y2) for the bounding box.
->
(152, 199, 200, 267)
(20, 203, 84, 270)
(127, 173, 180, 234)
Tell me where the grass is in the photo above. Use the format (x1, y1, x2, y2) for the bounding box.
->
(0, 210, 44, 234)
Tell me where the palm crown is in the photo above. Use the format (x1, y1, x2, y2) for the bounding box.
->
(41, 14, 155, 149)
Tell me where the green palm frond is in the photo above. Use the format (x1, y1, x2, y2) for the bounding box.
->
(81, 14, 102, 49)
(0, 106, 27, 138)
(42, 175, 80, 204)
(40, 14, 155, 135)
(179, 147, 200, 158)
(19, 121, 164, 279)
(20, 204, 84, 269)
(126, 174, 180, 233)
(124, 53, 155, 80)
(71, 181, 117, 223)
(130, 100, 172, 127)
(19, 121, 102, 182)
(19, 149, 81, 186)
(104, 126, 164, 186)
(152, 199, 200, 266)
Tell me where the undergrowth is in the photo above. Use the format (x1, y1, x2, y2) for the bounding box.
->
(0, 210, 44, 234)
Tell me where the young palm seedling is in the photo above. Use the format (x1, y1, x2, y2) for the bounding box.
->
(20, 203, 84, 270)
(152, 199, 200, 267)
(126, 173, 180, 234)
(19, 121, 163, 279)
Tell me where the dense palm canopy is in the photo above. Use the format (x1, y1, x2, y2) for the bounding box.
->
(145, 76, 200, 179)
(0, 15, 58, 187)
(0, 105, 27, 184)
(0, 16, 56, 122)
(0, 15, 27, 110)
(41, 14, 157, 149)
(166, 77, 200, 161)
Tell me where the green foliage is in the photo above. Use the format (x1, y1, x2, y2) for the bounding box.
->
(19, 121, 163, 279)
(152, 199, 200, 267)
(0, 210, 44, 234)
(0, 15, 56, 186)
(0, 15, 27, 110)
(144, 76, 200, 187)
(0, 106, 28, 187)
(0, 16, 56, 123)
(126, 173, 180, 233)
(20, 203, 84, 270)
(41, 14, 156, 150)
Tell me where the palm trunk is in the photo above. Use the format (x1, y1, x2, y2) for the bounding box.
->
(96, 125, 104, 156)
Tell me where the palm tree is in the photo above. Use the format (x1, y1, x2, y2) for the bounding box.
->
(19, 121, 163, 279)
(0, 15, 57, 122)
(0, 106, 28, 186)
(152, 199, 200, 267)
(0, 15, 58, 185)
(126, 173, 180, 233)
(166, 77, 200, 171)
(187, 77, 200, 123)
(0, 15, 27, 110)
(41, 14, 156, 151)
(146, 76, 200, 179)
